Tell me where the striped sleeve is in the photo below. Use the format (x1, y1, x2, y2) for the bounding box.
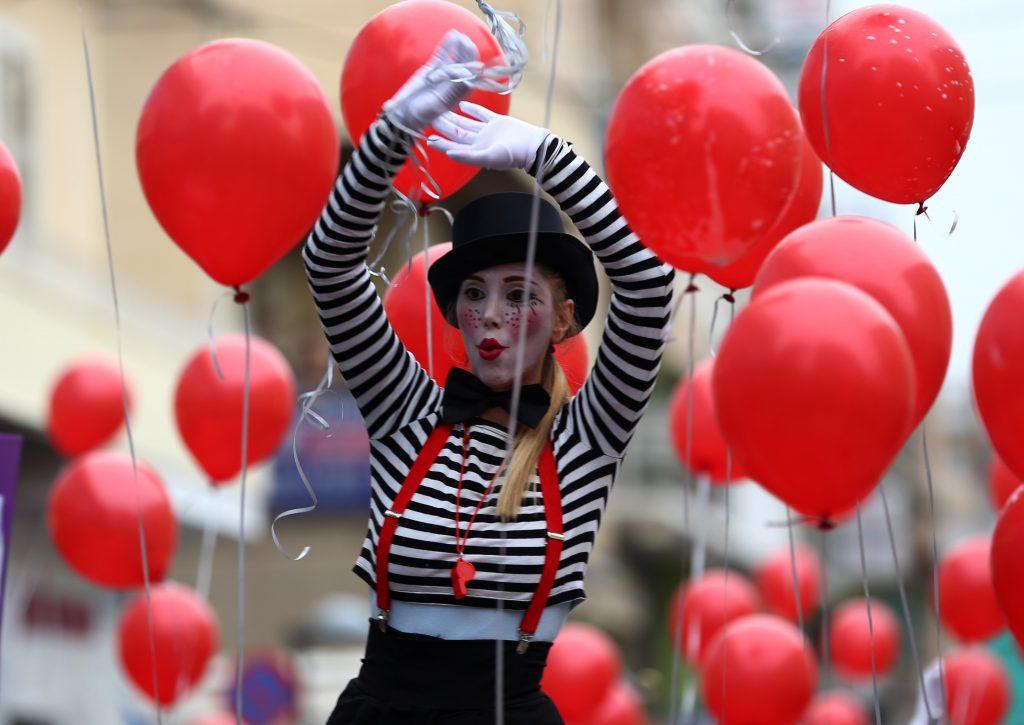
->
(301, 117, 443, 439)
(531, 136, 675, 458)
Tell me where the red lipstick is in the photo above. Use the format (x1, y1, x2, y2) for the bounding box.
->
(478, 338, 506, 361)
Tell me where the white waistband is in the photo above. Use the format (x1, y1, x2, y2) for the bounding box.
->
(368, 589, 570, 642)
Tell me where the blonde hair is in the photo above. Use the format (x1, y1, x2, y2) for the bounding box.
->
(494, 351, 572, 520)
(495, 270, 578, 520)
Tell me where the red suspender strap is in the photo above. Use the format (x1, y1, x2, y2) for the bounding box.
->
(374, 422, 453, 630)
(517, 440, 564, 653)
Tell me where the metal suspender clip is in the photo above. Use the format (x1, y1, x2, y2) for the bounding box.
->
(384, 510, 401, 520)
(516, 631, 534, 655)
(546, 531, 565, 541)
(375, 609, 389, 632)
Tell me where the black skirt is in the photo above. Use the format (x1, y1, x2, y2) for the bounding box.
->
(326, 622, 564, 725)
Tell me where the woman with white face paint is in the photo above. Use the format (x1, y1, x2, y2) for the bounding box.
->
(304, 30, 674, 725)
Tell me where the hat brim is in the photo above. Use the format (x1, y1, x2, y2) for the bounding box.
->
(427, 231, 598, 334)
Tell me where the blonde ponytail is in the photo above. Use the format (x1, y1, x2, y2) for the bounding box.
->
(495, 350, 572, 520)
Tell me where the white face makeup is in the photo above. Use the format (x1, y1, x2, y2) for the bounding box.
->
(456, 262, 564, 390)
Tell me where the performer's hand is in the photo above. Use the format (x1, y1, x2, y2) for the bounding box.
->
(382, 30, 482, 132)
(427, 102, 551, 171)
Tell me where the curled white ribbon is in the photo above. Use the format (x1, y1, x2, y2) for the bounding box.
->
(475, 1, 529, 93)
(270, 360, 335, 561)
(726, 0, 781, 56)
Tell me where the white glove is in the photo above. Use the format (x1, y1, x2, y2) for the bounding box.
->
(426, 101, 551, 171)
(382, 30, 482, 132)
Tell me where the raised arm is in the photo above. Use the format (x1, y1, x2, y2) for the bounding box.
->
(530, 136, 675, 457)
(428, 104, 675, 457)
(302, 118, 441, 439)
(302, 31, 479, 439)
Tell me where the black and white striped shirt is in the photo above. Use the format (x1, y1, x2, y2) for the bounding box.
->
(302, 116, 674, 611)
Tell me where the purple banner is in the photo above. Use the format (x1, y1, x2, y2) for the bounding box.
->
(0, 433, 23, 631)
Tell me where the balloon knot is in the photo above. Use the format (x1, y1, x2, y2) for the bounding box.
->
(233, 287, 250, 304)
(916, 202, 929, 216)
(817, 517, 836, 532)
(685, 283, 700, 295)
(722, 292, 736, 304)
(418, 202, 432, 217)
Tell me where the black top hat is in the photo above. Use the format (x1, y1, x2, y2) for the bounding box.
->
(427, 192, 598, 334)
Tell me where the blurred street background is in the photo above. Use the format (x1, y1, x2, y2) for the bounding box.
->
(0, 0, 1021, 722)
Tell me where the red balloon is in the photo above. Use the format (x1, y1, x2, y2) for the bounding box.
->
(668, 569, 762, 663)
(605, 45, 802, 272)
(47, 358, 132, 457)
(798, 5, 974, 204)
(943, 648, 1010, 725)
(754, 215, 951, 425)
(669, 360, 746, 484)
(48, 451, 177, 589)
(755, 544, 821, 623)
(137, 39, 338, 287)
(714, 278, 916, 521)
(989, 454, 1021, 512)
(383, 243, 589, 391)
(175, 335, 296, 483)
(938, 536, 1004, 642)
(341, 0, 510, 201)
(974, 270, 1024, 482)
(118, 583, 218, 706)
(992, 487, 1024, 650)
(830, 598, 901, 680)
(542, 623, 621, 721)
(707, 129, 823, 291)
(800, 691, 868, 725)
(701, 614, 818, 725)
(569, 683, 646, 725)
(0, 139, 21, 255)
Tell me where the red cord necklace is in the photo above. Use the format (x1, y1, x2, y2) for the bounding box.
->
(451, 426, 504, 599)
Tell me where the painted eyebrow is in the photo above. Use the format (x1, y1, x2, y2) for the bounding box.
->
(464, 274, 540, 286)
(502, 275, 540, 285)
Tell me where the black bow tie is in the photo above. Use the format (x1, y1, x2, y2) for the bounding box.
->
(441, 367, 551, 429)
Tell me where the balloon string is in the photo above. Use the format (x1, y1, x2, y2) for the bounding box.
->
(422, 209, 435, 381)
(270, 360, 335, 561)
(196, 484, 218, 601)
(681, 476, 712, 722)
(414, 202, 457, 382)
(921, 426, 949, 710)
(78, 6, 161, 722)
(820, 528, 831, 687)
(782, 507, 806, 647)
(708, 291, 737, 358)
(725, 0, 781, 56)
(668, 279, 699, 725)
(475, 0, 528, 93)
(721, 466, 732, 722)
(879, 482, 934, 722)
(912, 202, 958, 243)
(715, 302, 738, 724)
(378, 112, 443, 203)
(367, 188, 420, 286)
(493, 3, 561, 722)
(662, 274, 698, 344)
(855, 502, 883, 725)
(234, 298, 252, 725)
(820, 0, 838, 218)
(207, 290, 236, 381)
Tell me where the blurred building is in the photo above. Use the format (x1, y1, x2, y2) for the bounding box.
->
(0, 1, 704, 722)
(0, 0, 1007, 723)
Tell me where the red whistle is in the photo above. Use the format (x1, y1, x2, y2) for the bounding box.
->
(451, 558, 476, 600)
